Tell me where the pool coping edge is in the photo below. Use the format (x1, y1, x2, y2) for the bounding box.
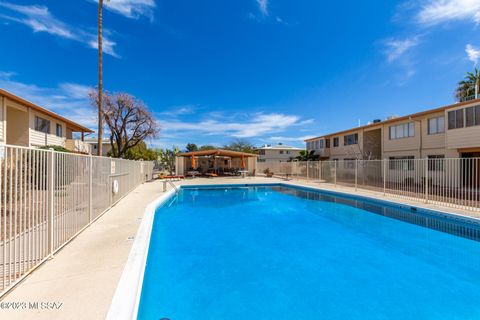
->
(105, 188, 176, 320)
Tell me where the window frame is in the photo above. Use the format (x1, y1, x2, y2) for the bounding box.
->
(35, 116, 50, 134)
(55, 123, 63, 137)
(427, 116, 445, 135)
(343, 133, 358, 146)
(389, 122, 415, 140)
(333, 137, 339, 147)
(448, 109, 465, 130)
(466, 105, 480, 127)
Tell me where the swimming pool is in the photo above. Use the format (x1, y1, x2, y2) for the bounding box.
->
(129, 184, 480, 319)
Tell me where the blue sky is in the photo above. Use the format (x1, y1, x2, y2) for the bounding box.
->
(1, 0, 480, 149)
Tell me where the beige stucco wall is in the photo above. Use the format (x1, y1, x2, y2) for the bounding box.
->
(29, 109, 67, 147)
(7, 106, 29, 146)
(383, 119, 420, 153)
(258, 149, 301, 162)
(381, 111, 458, 158)
(330, 130, 364, 160)
(421, 111, 446, 150)
(445, 103, 480, 150)
(447, 126, 480, 150)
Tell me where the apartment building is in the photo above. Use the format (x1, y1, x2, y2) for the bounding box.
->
(257, 143, 303, 162)
(0, 89, 93, 153)
(85, 138, 112, 157)
(306, 98, 480, 161)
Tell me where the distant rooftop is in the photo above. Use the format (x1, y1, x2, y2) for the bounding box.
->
(257, 143, 303, 150)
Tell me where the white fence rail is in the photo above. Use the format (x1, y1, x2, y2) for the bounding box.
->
(0, 145, 154, 296)
(258, 158, 480, 212)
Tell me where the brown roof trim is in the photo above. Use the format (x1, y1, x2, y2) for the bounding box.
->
(0, 88, 94, 133)
(305, 98, 480, 142)
(177, 149, 258, 157)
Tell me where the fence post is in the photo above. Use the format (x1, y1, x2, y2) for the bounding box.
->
(47, 149, 55, 257)
(425, 158, 429, 203)
(334, 161, 337, 187)
(355, 160, 358, 191)
(307, 160, 310, 180)
(319, 161, 322, 182)
(89, 155, 93, 223)
(383, 158, 386, 196)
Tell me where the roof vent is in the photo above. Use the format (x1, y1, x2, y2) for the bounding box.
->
(372, 119, 381, 123)
(386, 115, 399, 120)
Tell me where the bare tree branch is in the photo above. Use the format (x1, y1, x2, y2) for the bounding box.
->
(90, 91, 159, 158)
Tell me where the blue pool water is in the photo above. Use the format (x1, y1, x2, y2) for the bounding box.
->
(137, 185, 480, 320)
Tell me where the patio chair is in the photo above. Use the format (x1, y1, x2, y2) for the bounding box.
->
(204, 169, 218, 178)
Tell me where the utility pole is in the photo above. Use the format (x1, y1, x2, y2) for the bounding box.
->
(97, 0, 105, 156)
(476, 78, 479, 99)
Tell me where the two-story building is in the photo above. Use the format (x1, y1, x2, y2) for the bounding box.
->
(306, 98, 480, 161)
(257, 143, 303, 162)
(0, 89, 93, 153)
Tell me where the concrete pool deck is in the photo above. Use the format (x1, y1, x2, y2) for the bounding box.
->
(0, 176, 478, 320)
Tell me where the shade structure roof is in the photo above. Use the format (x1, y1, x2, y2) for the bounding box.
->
(177, 149, 258, 158)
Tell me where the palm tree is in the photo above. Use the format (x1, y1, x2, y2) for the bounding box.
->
(97, 0, 107, 156)
(295, 150, 319, 161)
(455, 68, 480, 102)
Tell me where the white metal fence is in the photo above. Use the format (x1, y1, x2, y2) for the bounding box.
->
(0, 145, 154, 296)
(258, 158, 480, 212)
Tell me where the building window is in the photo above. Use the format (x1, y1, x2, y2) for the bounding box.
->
(279, 150, 284, 154)
(35, 116, 50, 134)
(55, 123, 63, 137)
(466, 105, 480, 127)
(286, 151, 291, 154)
(427, 116, 445, 135)
(333, 137, 339, 147)
(314, 140, 319, 149)
(448, 109, 464, 130)
(428, 155, 445, 171)
(319, 140, 324, 149)
(344, 133, 358, 146)
(326, 139, 330, 148)
(389, 122, 415, 140)
(389, 156, 414, 170)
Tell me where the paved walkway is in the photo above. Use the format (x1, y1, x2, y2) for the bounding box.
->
(0, 180, 166, 320)
(0, 176, 478, 320)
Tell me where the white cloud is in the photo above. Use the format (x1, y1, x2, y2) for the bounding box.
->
(160, 112, 305, 139)
(466, 43, 480, 65)
(384, 37, 420, 62)
(0, 72, 96, 129)
(417, 0, 480, 26)
(256, 0, 269, 16)
(0, 2, 119, 57)
(158, 105, 197, 117)
(91, 0, 156, 20)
